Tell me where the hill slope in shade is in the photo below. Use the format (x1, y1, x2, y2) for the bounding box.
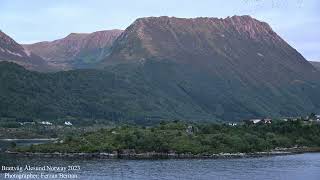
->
(0, 31, 52, 71)
(23, 30, 123, 70)
(0, 61, 217, 122)
(0, 59, 319, 122)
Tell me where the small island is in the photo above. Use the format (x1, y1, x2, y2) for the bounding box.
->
(10, 118, 320, 159)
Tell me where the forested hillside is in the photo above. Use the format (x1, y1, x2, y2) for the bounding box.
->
(1, 61, 319, 122)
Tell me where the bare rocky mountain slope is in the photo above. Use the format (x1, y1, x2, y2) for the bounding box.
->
(0, 31, 51, 71)
(24, 29, 123, 70)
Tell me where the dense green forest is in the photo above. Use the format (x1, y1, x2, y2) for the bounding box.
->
(0, 61, 216, 122)
(1, 61, 319, 123)
(16, 120, 320, 154)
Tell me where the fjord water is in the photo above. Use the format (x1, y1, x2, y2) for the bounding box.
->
(1, 153, 320, 180)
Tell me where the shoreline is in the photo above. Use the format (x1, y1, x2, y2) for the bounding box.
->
(5, 147, 320, 159)
(0, 138, 58, 141)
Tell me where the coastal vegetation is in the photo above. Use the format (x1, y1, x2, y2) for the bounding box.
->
(15, 120, 320, 154)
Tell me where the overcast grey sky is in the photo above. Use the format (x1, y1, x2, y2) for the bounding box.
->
(0, 0, 319, 61)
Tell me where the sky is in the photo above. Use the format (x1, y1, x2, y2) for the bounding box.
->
(0, 0, 319, 61)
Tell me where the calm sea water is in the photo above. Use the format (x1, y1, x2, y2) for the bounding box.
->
(0, 153, 320, 180)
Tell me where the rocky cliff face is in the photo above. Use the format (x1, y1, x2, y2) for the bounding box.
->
(106, 16, 317, 78)
(24, 29, 123, 70)
(106, 16, 288, 62)
(0, 31, 50, 71)
(105, 16, 318, 81)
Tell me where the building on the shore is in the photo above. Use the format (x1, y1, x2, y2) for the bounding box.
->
(18, 122, 35, 126)
(186, 125, 194, 135)
(262, 118, 272, 124)
(304, 115, 320, 124)
(245, 119, 262, 124)
(245, 118, 272, 125)
(228, 123, 238, 126)
(282, 117, 300, 122)
(64, 121, 72, 126)
(40, 121, 52, 125)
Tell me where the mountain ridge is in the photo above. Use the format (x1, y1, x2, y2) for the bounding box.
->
(0, 30, 52, 71)
(23, 29, 123, 70)
(104, 15, 291, 64)
(0, 15, 319, 122)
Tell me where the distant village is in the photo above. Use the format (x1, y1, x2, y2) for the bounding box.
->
(228, 113, 320, 126)
(18, 121, 73, 127)
(14, 113, 320, 128)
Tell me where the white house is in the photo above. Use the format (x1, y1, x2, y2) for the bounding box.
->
(228, 123, 238, 126)
(40, 121, 52, 125)
(64, 121, 73, 126)
(251, 119, 262, 124)
(186, 125, 194, 134)
(263, 118, 272, 124)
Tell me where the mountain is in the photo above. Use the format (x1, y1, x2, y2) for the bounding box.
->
(0, 30, 51, 71)
(310, 61, 320, 71)
(23, 29, 123, 70)
(100, 16, 320, 119)
(0, 16, 319, 122)
(105, 16, 316, 70)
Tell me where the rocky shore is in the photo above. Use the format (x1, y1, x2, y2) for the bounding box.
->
(6, 147, 320, 159)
